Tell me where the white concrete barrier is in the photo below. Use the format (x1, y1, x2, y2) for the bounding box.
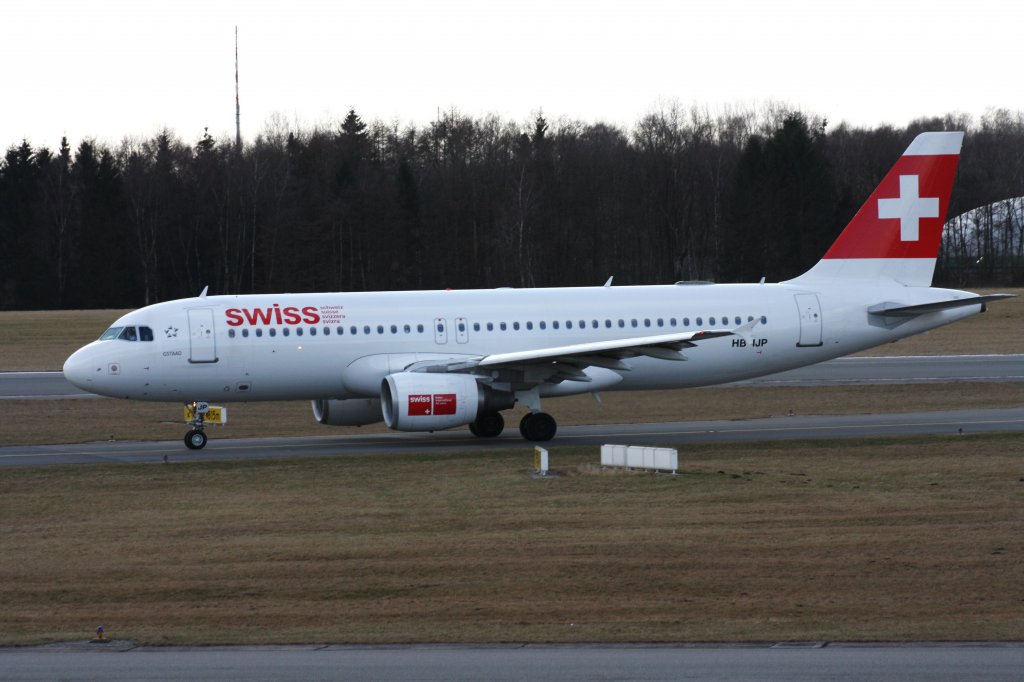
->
(601, 444, 677, 474)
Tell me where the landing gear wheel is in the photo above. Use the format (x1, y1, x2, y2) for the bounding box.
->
(184, 429, 208, 450)
(470, 412, 505, 438)
(519, 412, 557, 442)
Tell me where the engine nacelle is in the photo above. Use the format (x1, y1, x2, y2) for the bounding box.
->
(311, 398, 383, 426)
(381, 372, 513, 432)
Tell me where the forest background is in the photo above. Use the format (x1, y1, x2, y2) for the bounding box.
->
(1, 104, 1021, 311)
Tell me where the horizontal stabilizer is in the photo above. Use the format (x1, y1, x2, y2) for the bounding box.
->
(868, 294, 1015, 317)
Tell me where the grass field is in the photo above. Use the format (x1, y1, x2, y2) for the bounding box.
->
(2, 436, 1023, 645)
(0, 296, 1021, 646)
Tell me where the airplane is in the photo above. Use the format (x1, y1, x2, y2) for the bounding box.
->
(63, 131, 1013, 450)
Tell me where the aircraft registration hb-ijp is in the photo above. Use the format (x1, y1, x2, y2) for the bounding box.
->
(64, 131, 1013, 449)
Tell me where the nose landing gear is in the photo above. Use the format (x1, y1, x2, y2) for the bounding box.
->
(184, 401, 210, 450)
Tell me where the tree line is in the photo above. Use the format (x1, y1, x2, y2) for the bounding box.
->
(1, 105, 1022, 311)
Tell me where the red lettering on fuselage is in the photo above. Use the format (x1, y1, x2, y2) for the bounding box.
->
(225, 305, 322, 326)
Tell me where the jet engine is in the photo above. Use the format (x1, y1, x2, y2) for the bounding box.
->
(381, 372, 514, 432)
(311, 398, 383, 426)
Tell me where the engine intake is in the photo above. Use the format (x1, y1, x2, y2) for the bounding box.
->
(381, 372, 513, 432)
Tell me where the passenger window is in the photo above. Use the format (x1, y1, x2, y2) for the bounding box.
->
(513, 322, 520, 331)
(696, 317, 703, 326)
(550, 321, 557, 330)
(228, 329, 236, 338)
(404, 325, 411, 333)
(500, 322, 507, 331)
(710, 317, 716, 326)
(566, 321, 573, 329)
(644, 319, 651, 327)
(323, 327, 330, 336)
(242, 329, 249, 338)
(376, 325, 383, 334)
(761, 316, 768, 324)
(618, 319, 625, 328)
(364, 325, 371, 335)
(139, 326, 154, 341)
(604, 320, 612, 328)
(296, 328, 303, 337)
(473, 323, 480, 332)
(417, 324, 425, 333)
(630, 319, 638, 328)
(457, 322, 465, 332)
(309, 327, 316, 336)
(735, 316, 741, 325)
(526, 321, 533, 330)
(683, 317, 689, 326)
(283, 328, 290, 337)
(351, 326, 358, 335)
(540, 321, 547, 330)
(656, 319, 663, 327)
(486, 322, 493, 331)
(270, 328, 277, 337)
(747, 316, 754, 322)
(390, 325, 397, 334)
(670, 318, 677, 327)
(256, 328, 263, 338)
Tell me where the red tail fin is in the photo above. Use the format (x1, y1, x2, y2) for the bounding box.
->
(790, 131, 963, 286)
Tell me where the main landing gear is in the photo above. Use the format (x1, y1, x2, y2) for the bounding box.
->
(519, 412, 557, 442)
(467, 410, 558, 441)
(469, 411, 505, 438)
(184, 401, 209, 450)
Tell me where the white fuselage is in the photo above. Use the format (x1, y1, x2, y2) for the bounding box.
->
(62, 281, 981, 404)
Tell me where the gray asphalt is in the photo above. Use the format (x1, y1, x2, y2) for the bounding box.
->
(3, 354, 1023, 399)
(3, 642, 1024, 681)
(1, 407, 1021, 468)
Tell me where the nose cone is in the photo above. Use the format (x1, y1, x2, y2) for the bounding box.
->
(63, 345, 100, 392)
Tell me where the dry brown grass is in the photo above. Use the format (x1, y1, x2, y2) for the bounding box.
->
(2, 381, 1021, 446)
(0, 288, 1020, 371)
(2, 435, 1023, 645)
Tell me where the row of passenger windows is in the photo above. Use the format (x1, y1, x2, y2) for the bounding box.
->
(228, 324, 427, 339)
(226, 315, 768, 339)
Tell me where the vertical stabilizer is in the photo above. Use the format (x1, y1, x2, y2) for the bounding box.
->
(788, 131, 963, 287)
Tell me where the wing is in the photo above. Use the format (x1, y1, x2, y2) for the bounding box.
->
(408, 320, 756, 387)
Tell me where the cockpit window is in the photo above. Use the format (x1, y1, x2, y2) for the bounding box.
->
(100, 326, 153, 342)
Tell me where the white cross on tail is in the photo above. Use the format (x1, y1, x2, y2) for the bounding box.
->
(877, 174, 939, 242)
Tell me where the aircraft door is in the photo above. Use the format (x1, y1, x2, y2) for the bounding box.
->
(794, 294, 823, 347)
(434, 318, 448, 345)
(455, 317, 469, 344)
(188, 308, 219, 363)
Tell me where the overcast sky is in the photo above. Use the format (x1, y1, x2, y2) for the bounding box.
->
(3, 0, 1021, 151)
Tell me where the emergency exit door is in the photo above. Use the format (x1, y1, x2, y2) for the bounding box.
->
(794, 294, 823, 347)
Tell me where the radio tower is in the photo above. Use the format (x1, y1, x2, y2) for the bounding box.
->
(235, 26, 241, 152)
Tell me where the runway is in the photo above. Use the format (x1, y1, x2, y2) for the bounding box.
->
(1, 407, 1021, 468)
(2, 354, 1022, 399)
(3, 642, 1023, 681)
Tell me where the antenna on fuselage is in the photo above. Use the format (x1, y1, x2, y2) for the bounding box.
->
(199, 286, 209, 298)
(603, 276, 614, 288)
